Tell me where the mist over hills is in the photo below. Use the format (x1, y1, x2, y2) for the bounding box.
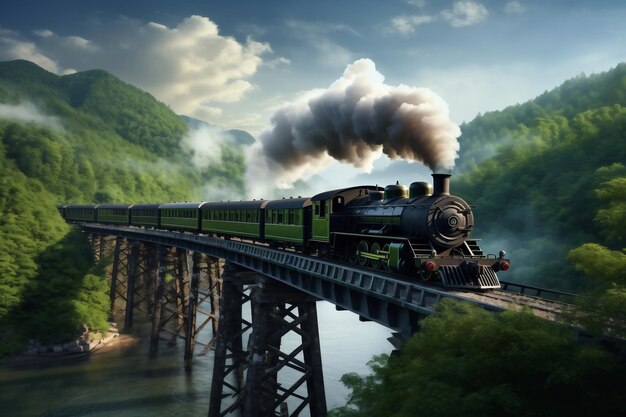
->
(0, 60, 250, 346)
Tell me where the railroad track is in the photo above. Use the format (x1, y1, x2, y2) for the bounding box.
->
(449, 289, 574, 321)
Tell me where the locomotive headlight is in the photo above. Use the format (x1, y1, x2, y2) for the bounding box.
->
(425, 261, 437, 272)
(499, 261, 510, 271)
(498, 250, 506, 259)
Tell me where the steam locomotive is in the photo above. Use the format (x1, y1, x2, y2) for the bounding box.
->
(60, 174, 509, 290)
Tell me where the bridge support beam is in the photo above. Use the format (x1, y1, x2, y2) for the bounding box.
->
(124, 241, 140, 330)
(209, 263, 327, 417)
(184, 252, 200, 371)
(209, 264, 253, 417)
(109, 237, 122, 316)
(149, 245, 167, 357)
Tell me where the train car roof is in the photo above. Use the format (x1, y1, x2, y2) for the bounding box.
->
(65, 204, 96, 209)
(265, 197, 311, 209)
(201, 200, 269, 210)
(159, 202, 205, 209)
(95, 204, 131, 209)
(130, 203, 161, 210)
(311, 185, 384, 201)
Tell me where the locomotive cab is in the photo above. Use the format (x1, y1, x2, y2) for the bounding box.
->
(310, 185, 384, 248)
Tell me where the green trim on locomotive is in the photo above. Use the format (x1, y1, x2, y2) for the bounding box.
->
(312, 200, 330, 242)
(96, 204, 130, 224)
(310, 185, 384, 243)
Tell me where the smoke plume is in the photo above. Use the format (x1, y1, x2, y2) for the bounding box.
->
(253, 58, 461, 189)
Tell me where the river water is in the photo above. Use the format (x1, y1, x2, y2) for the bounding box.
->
(0, 301, 392, 417)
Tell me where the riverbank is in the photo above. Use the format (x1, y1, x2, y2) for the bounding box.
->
(2, 324, 142, 368)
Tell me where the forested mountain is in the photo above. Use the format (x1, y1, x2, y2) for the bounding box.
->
(454, 63, 626, 290)
(0, 60, 248, 350)
(331, 65, 626, 417)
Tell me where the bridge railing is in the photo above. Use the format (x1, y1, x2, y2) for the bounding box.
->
(499, 280, 583, 302)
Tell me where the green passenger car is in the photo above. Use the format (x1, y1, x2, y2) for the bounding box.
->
(64, 204, 96, 222)
(264, 198, 312, 245)
(159, 202, 203, 231)
(96, 204, 130, 224)
(130, 204, 160, 227)
(201, 200, 266, 239)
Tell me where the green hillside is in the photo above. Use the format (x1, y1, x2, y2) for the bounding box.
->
(454, 63, 626, 291)
(0, 60, 248, 350)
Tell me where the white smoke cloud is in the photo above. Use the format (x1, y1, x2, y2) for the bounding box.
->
(441, 1, 489, 27)
(247, 58, 460, 195)
(0, 16, 278, 124)
(0, 102, 62, 129)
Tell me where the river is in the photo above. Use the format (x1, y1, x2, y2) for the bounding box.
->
(0, 301, 392, 416)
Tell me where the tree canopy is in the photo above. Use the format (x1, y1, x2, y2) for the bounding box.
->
(330, 300, 626, 417)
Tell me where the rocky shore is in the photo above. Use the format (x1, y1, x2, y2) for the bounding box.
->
(18, 323, 122, 359)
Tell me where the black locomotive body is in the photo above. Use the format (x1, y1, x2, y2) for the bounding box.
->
(320, 174, 508, 289)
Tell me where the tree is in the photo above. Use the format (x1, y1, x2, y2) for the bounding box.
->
(567, 173, 626, 338)
(330, 300, 626, 417)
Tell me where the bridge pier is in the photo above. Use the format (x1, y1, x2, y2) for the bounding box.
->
(96, 236, 219, 369)
(124, 241, 141, 330)
(209, 263, 327, 417)
(209, 264, 253, 416)
(149, 245, 167, 357)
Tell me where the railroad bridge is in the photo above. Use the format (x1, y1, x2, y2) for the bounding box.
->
(81, 223, 618, 417)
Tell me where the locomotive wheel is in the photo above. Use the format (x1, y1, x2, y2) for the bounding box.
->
(357, 240, 369, 266)
(369, 242, 381, 269)
(381, 243, 390, 271)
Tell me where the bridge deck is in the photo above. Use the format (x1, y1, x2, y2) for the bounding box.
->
(80, 223, 576, 338)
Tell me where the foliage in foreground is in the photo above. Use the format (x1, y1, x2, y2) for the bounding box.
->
(567, 173, 626, 338)
(329, 300, 626, 417)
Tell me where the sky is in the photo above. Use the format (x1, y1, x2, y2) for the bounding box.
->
(1, 0, 625, 191)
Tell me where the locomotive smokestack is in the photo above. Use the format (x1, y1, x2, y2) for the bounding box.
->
(432, 173, 450, 196)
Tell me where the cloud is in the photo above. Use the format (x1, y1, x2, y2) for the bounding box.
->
(0, 102, 62, 129)
(0, 28, 72, 74)
(265, 56, 291, 68)
(390, 15, 435, 35)
(0, 16, 272, 125)
(406, 0, 428, 8)
(504, 1, 526, 15)
(388, 1, 487, 35)
(286, 20, 358, 68)
(441, 1, 489, 27)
